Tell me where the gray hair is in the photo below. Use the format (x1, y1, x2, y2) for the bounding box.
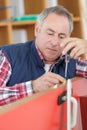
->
(37, 5, 73, 34)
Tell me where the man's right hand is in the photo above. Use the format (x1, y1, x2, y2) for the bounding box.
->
(32, 72, 66, 93)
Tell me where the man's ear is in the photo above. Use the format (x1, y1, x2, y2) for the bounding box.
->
(34, 22, 40, 37)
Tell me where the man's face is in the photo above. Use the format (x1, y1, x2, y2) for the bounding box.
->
(35, 13, 70, 64)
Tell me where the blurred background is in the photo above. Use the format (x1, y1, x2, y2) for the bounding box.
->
(0, 0, 87, 45)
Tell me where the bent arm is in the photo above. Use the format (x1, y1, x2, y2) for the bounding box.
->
(76, 57, 87, 78)
(0, 50, 33, 106)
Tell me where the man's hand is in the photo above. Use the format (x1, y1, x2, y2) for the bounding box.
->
(61, 38, 87, 59)
(32, 72, 66, 93)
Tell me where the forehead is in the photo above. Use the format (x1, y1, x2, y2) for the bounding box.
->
(42, 13, 70, 34)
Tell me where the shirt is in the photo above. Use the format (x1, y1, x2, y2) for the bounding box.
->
(0, 50, 87, 106)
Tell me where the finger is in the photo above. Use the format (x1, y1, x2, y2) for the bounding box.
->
(47, 77, 59, 84)
(56, 74, 66, 83)
(61, 37, 77, 47)
(48, 72, 66, 83)
(62, 42, 76, 55)
(38, 81, 55, 91)
(70, 47, 80, 58)
(44, 75, 60, 85)
(73, 48, 86, 59)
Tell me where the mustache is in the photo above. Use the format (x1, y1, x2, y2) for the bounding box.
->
(47, 46, 61, 51)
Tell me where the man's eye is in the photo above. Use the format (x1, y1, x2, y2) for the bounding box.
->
(60, 37, 64, 39)
(59, 36, 66, 39)
(47, 33, 53, 35)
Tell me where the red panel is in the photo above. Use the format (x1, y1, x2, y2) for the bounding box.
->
(0, 87, 67, 130)
(0, 78, 87, 130)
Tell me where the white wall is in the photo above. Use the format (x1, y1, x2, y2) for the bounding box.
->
(47, 0, 57, 7)
(80, 0, 87, 39)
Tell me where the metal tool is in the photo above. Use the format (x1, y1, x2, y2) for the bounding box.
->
(65, 51, 71, 79)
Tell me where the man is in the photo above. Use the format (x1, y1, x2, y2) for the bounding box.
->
(0, 5, 87, 106)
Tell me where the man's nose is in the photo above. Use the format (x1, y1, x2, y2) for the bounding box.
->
(51, 36, 61, 45)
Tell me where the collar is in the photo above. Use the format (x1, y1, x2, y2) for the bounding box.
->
(35, 45, 44, 60)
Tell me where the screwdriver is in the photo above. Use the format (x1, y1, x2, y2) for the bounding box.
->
(65, 51, 71, 79)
